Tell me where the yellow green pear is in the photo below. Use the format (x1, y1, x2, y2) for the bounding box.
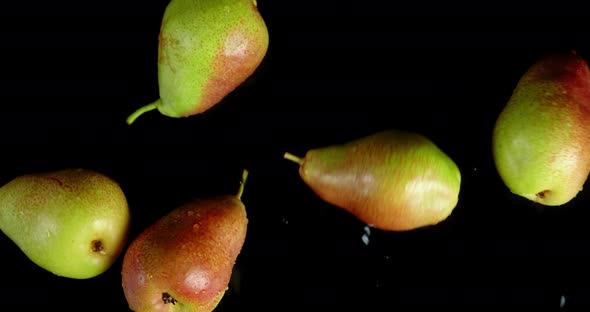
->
(127, 0, 269, 124)
(492, 51, 590, 206)
(0, 168, 130, 279)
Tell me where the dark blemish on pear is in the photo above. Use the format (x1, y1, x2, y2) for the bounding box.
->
(536, 190, 550, 199)
(162, 292, 177, 305)
(91, 239, 106, 254)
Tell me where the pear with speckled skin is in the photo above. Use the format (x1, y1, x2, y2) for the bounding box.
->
(121, 170, 249, 312)
(492, 51, 590, 206)
(284, 130, 461, 231)
(0, 168, 130, 279)
(126, 0, 269, 124)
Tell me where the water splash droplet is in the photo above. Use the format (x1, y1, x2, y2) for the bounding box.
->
(193, 223, 200, 232)
(560, 295, 566, 308)
(187, 211, 194, 217)
(362, 234, 369, 245)
(362, 225, 371, 245)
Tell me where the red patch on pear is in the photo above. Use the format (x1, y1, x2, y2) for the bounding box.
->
(183, 23, 267, 116)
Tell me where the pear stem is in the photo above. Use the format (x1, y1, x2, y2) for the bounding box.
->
(126, 99, 160, 125)
(283, 152, 303, 165)
(236, 169, 249, 200)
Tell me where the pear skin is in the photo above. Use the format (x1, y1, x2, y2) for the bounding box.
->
(121, 170, 249, 312)
(492, 51, 590, 206)
(127, 0, 269, 124)
(0, 168, 130, 279)
(284, 130, 461, 231)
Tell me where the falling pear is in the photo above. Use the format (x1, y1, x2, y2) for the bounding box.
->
(121, 170, 249, 312)
(0, 168, 130, 279)
(492, 51, 590, 206)
(284, 130, 462, 231)
(126, 0, 269, 124)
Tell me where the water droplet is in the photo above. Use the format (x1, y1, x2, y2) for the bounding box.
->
(362, 225, 371, 245)
(187, 211, 194, 217)
(384, 255, 390, 260)
(560, 295, 566, 308)
(361, 234, 369, 245)
(282, 217, 289, 225)
(148, 273, 153, 279)
(193, 223, 200, 231)
(473, 167, 477, 171)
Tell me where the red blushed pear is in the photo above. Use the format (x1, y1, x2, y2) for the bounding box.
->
(121, 170, 249, 312)
(493, 51, 590, 206)
(126, 0, 269, 125)
(284, 130, 462, 231)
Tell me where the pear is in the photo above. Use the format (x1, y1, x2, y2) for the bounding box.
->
(121, 170, 249, 312)
(0, 168, 130, 279)
(284, 130, 461, 231)
(492, 51, 590, 206)
(126, 0, 269, 124)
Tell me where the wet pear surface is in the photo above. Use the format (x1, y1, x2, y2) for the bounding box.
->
(122, 195, 248, 312)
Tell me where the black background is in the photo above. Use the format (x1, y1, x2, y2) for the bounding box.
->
(1, 1, 590, 310)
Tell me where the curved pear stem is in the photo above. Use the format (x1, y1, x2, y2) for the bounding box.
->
(283, 152, 303, 165)
(126, 99, 160, 125)
(236, 169, 249, 200)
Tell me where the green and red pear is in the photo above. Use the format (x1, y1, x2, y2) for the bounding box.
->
(121, 170, 249, 312)
(127, 0, 269, 124)
(284, 130, 461, 231)
(492, 51, 590, 206)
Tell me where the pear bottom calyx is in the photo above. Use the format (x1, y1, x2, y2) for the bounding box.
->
(162, 292, 177, 305)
